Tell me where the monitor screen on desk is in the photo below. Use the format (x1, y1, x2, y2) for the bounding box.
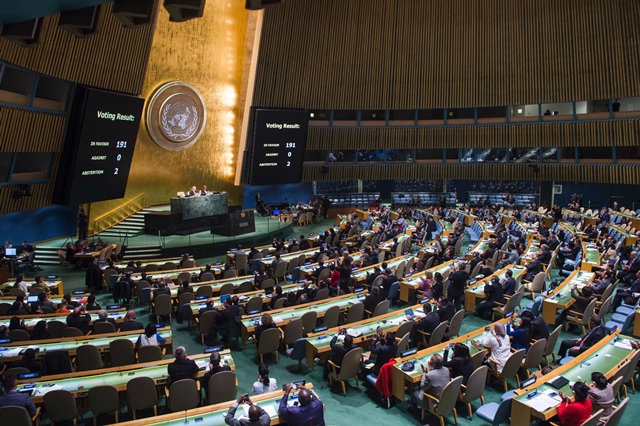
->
(4, 247, 16, 257)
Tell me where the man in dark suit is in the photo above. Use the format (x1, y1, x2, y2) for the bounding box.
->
(187, 186, 197, 197)
(426, 217, 437, 240)
(0, 375, 36, 415)
(199, 299, 218, 316)
(363, 286, 384, 316)
(225, 394, 270, 426)
(279, 384, 325, 426)
(612, 270, 640, 309)
(557, 316, 606, 360)
(299, 235, 311, 251)
(168, 346, 199, 383)
(94, 309, 119, 331)
(476, 276, 505, 319)
(153, 281, 171, 298)
(323, 329, 356, 380)
(368, 332, 397, 375)
(119, 310, 144, 332)
(435, 297, 455, 323)
(85, 257, 103, 292)
(66, 305, 92, 335)
(501, 269, 517, 296)
(523, 253, 542, 282)
(379, 268, 397, 299)
(447, 263, 469, 311)
(411, 303, 441, 347)
(537, 244, 551, 265)
(617, 251, 640, 285)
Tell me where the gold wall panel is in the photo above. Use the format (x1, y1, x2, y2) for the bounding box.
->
(306, 120, 640, 151)
(254, 0, 640, 109)
(303, 164, 640, 185)
(89, 1, 250, 221)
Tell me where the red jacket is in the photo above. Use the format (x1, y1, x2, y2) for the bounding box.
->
(375, 357, 397, 398)
(558, 399, 592, 426)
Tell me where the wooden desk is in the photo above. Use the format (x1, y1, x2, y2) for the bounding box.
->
(151, 274, 256, 301)
(463, 263, 526, 312)
(129, 266, 219, 284)
(16, 351, 233, 405)
(351, 255, 415, 283)
(260, 247, 319, 270)
(102, 256, 194, 271)
(608, 224, 639, 247)
(465, 238, 490, 260)
(0, 309, 127, 329)
(116, 384, 320, 426)
(520, 239, 541, 265)
(541, 269, 594, 324)
(580, 242, 601, 272)
(399, 259, 455, 303)
(305, 305, 422, 368)
(1, 329, 172, 362)
(1, 279, 64, 295)
(240, 293, 369, 344)
(511, 332, 637, 425)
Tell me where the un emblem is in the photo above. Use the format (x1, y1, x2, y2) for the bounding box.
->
(147, 82, 206, 151)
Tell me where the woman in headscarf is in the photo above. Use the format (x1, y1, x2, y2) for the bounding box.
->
(481, 322, 511, 372)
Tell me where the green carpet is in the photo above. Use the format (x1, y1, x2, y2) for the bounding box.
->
(31, 220, 637, 425)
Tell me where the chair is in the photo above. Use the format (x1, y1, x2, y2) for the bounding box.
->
(524, 272, 545, 299)
(459, 365, 489, 418)
(314, 288, 329, 301)
(0, 303, 11, 315)
(273, 298, 286, 309)
(57, 250, 71, 269)
(475, 396, 513, 425)
(620, 348, 640, 397)
(137, 345, 163, 363)
(564, 297, 597, 334)
(395, 332, 411, 357)
(520, 338, 546, 376)
(273, 261, 288, 283)
(579, 409, 604, 426)
(3, 367, 30, 378)
(43, 389, 81, 425)
(446, 308, 465, 338)
(257, 327, 281, 363)
(200, 272, 214, 282)
(47, 320, 67, 338)
(491, 287, 524, 321)
(9, 288, 25, 297)
(301, 311, 318, 336)
(162, 262, 177, 270)
(246, 296, 263, 314)
(223, 269, 237, 279)
(177, 272, 192, 284)
(166, 379, 200, 412)
(260, 278, 275, 290)
(598, 295, 612, 321)
(198, 310, 218, 344)
(282, 318, 303, 350)
(418, 321, 448, 349)
(63, 327, 84, 337)
(76, 344, 104, 371)
(328, 346, 363, 395)
(421, 375, 464, 425)
(206, 371, 237, 405)
(127, 376, 158, 419)
(196, 285, 213, 298)
(219, 283, 235, 296)
(286, 337, 307, 372)
(182, 260, 196, 268)
(386, 281, 400, 302)
(88, 385, 120, 426)
(371, 300, 391, 318)
(322, 305, 340, 328)
(488, 349, 526, 391)
(543, 325, 562, 366)
(109, 339, 136, 367)
(345, 302, 364, 324)
(94, 321, 116, 334)
(0, 405, 40, 426)
(154, 293, 172, 322)
(145, 264, 159, 272)
(8, 329, 30, 342)
(605, 397, 629, 426)
(237, 281, 253, 294)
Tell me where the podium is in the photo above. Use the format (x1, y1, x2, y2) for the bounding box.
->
(213, 210, 256, 236)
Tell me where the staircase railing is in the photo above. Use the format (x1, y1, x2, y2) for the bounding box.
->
(91, 193, 150, 236)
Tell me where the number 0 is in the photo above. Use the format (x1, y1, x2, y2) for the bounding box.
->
(117, 154, 122, 161)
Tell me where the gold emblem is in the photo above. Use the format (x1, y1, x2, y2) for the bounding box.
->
(147, 82, 206, 151)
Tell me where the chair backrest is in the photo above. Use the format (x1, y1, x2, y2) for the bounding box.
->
(162, 262, 177, 270)
(544, 325, 562, 357)
(434, 376, 464, 415)
(386, 282, 400, 300)
(461, 365, 488, 403)
(372, 300, 391, 317)
(258, 327, 281, 357)
(429, 321, 448, 347)
(260, 278, 275, 290)
(394, 261, 406, 279)
(4, 367, 30, 378)
(223, 269, 237, 279)
(44, 389, 79, 422)
(371, 275, 384, 290)
(521, 338, 546, 370)
(246, 296, 263, 313)
(0, 303, 11, 316)
(345, 302, 364, 324)
(63, 326, 84, 337)
(207, 371, 237, 404)
(604, 397, 629, 426)
(9, 288, 25, 297)
(492, 397, 514, 424)
(301, 311, 318, 336)
(315, 288, 330, 301)
(199, 310, 218, 335)
(219, 283, 235, 296)
(580, 298, 598, 325)
(317, 268, 331, 283)
(323, 305, 340, 328)
(178, 272, 192, 283)
(154, 293, 172, 316)
(287, 257, 300, 274)
(274, 261, 288, 279)
(289, 338, 307, 360)
(283, 319, 304, 345)
(196, 285, 213, 297)
(88, 385, 120, 416)
(581, 409, 604, 426)
(0, 406, 33, 426)
(501, 349, 526, 379)
(8, 329, 30, 342)
(94, 321, 117, 334)
(395, 332, 411, 357)
(273, 298, 286, 309)
(598, 296, 612, 320)
(237, 281, 253, 293)
(178, 292, 195, 309)
(610, 376, 624, 401)
(200, 272, 214, 282)
(530, 272, 546, 292)
(137, 345, 163, 363)
(47, 320, 67, 338)
(621, 349, 640, 385)
(127, 376, 158, 410)
(395, 321, 415, 342)
(76, 344, 104, 371)
(338, 346, 364, 381)
(110, 339, 136, 366)
(447, 308, 465, 337)
(145, 263, 159, 272)
(168, 379, 200, 412)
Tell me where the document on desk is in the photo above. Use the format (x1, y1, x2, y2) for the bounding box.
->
(614, 340, 633, 350)
(34, 384, 63, 396)
(522, 393, 559, 412)
(242, 404, 277, 417)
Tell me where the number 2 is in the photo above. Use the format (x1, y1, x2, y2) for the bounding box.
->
(287, 162, 290, 166)
(114, 168, 119, 175)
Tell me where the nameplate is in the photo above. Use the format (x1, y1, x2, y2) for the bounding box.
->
(239, 222, 249, 227)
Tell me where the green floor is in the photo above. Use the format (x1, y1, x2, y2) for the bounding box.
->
(32, 218, 638, 425)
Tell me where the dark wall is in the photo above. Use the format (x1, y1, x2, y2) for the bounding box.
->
(242, 183, 313, 210)
(554, 182, 640, 211)
(0, 205, 78, 245)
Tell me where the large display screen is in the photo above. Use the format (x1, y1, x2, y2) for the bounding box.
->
(54, 86, 144, 205)
(245, 108, 309, 185)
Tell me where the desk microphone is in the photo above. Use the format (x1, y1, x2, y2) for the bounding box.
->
(580, 353, 599, 368)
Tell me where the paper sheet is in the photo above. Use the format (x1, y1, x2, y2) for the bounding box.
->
(34, 384, 63, 396)
(522, 393, 558, 412)
(614, 340, 633, 350)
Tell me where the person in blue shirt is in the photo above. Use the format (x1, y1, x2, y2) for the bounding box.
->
(278, 383, 325, 426)
(506, 315, 531, 352)
(0, 375, 36, 416)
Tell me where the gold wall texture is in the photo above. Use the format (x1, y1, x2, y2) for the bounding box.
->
(89, 1, 250, 224)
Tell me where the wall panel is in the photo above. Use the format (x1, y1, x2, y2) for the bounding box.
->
(254, 0, 640, 109)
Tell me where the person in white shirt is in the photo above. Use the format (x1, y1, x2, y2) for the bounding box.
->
(13, 274, 28, 295)
(252, 363, 277, 395)
(481, 322, 511, 372)
(136, 323, 167, 347)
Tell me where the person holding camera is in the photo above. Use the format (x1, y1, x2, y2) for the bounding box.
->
(278, 383, 325, 426)
(323, 328, 356, 381)
(225, 393, 270, 426)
